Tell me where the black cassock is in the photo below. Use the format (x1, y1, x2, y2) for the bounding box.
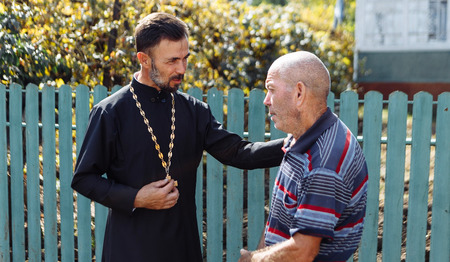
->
(72, 77, 284, 261)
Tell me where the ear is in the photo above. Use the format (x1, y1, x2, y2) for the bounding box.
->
(295, 81, 307, 108)
(137, 52, 151, 69)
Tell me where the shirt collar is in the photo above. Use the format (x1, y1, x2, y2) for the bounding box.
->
(131, 74, 169, 103)
(284, 108, 338, 154)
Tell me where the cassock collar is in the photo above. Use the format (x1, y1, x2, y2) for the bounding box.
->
(131, 75, 170, 103)
(284, 108, 338, 154)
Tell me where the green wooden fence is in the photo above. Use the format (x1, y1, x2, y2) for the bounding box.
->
(0, 83, 449, 262)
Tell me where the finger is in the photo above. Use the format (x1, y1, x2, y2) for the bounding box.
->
(163, 195, 179, 209)
(153, 178, 170, 188)
(166, 187, 179, 202)
(161, 179, 176, 193)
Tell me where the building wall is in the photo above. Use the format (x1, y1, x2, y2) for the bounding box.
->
(355, 0, 450, 99)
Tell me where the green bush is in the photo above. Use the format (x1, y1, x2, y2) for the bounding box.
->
(0, 0, 355, 95)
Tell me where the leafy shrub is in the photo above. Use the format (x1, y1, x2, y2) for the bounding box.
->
(0, 0, 355, 94)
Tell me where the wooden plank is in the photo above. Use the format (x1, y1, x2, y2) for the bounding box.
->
(247, 89, 266, 250)
(382, 91, 408, 261)
(25, 84, 41, 262)
(269, 121, 285, 206)
(42, 85, 58, 261)
(58, 85, 75, 262)
(226, 88, 245, 262)
(187, 87, 204, 255)
(206, 88, 224, 262)
(0, 84, 10, 262)
(112, 85, 122, 93)
(93, 85, 108, 262)
(75, 85, 92, 261)
(327, 91, 336, 112)
(340, 91, 359, 262)
(9, 83, 25, 262)
(340, 91, 359, 135)
(359, 91, 383, 262)
(406, 92, 433, 262)
(429, 92, 450, 262)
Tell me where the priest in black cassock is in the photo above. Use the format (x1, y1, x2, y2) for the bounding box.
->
(71, 12, 285, 262)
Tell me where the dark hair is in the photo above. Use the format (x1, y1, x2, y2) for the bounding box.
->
(134, 12, 189, 54)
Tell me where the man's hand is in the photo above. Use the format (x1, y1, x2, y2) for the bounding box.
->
(239, 249, 253, 262)
(134, 179, 179, 210)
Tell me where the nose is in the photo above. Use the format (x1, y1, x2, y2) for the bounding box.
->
(176, 59, 187, 75)
(263, 92, 271, 106)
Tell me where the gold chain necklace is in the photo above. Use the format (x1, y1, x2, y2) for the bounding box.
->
(129, 85, 177, 186)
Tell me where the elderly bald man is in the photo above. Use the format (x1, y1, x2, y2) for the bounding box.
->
(239, 51, 369, 262)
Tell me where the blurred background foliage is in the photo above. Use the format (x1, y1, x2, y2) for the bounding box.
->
(1, 0, 355, 95)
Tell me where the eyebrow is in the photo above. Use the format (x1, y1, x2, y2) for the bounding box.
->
(167, 52, 191, 62)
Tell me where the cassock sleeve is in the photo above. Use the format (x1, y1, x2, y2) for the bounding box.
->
(202, 104, 285, 169)
(71, 106, 139, 214)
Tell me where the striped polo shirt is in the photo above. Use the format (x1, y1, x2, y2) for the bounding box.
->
(265, 108, 368, 261)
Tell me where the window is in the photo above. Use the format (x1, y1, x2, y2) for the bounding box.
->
(429, 0, 447, 41)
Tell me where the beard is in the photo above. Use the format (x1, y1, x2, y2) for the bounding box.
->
(150, 59, 183, 93)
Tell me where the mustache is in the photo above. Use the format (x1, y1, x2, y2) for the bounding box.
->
(170, 74, 184, 81)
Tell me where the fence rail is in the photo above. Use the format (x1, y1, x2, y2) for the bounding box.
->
(0, 83, 449, 262)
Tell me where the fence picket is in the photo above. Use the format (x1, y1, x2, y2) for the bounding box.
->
(327, 91, 335, 112)
(93, 85, 109, 262)
(42, 84, 58, 261)
(25, 84, 41, 262)
(226, 88, 245, 262)
(359, 91, 383, 262)
(268, 121, 285, 205)
(0, 84, 9, 262)
(206, 88, 224, 262)
(340, 91, 359, 135)
(75, 85, 92, 262)
(406, 92, 433, 262)
(247, 89, 266, 250)
(186, 87, 204, 255)
(430, 93, 450, 262)
(383, 91, 408, 261)
(9, 83, 25, 262)
(59, 85, 75, 262)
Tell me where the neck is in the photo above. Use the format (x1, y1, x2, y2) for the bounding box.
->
(292, 105, 327, 140)
(135, 71, 161, 91)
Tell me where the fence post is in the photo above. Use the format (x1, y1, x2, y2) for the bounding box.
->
(226, 88, 245, 262)
(186, 87, 204, 255)
(359, 91, 383, 261)
(75, 85, 92, 261)
(340, 91, 359, 135)
(430, 92, 450, 262)
(42, 84, 58, 261)
(9, 83, 25, 262)
(206, 88, 224, 261)
(0, 84, 10, 262)
(59, 85, 75, 262)
(92, 85, 109, 261)
(268, 121, 285, 204)
(406, 92, 433, 262)
(383, 91, 408, 261)
(25, 84, 41, 262)
(247, 89, 266, 250)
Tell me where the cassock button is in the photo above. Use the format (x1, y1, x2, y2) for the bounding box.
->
(150, 98, 156, 102)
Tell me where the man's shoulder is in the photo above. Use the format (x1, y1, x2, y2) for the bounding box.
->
(94, 85, 131, 109)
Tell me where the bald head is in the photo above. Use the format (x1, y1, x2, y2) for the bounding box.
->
(269, 51, 331, 101)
